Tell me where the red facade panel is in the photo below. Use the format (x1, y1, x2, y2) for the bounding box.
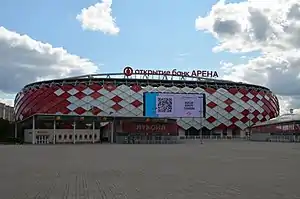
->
(122, 122, 178, 135)
(252, 123, 300, 134)
(14, 81, 280, 130)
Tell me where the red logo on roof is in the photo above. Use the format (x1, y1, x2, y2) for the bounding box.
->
(124, 66, 133, 76)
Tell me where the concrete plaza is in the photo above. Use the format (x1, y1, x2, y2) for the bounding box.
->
(0, 141, 299, 199)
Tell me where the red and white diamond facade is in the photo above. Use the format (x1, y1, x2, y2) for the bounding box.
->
(14, 74, 279, 131)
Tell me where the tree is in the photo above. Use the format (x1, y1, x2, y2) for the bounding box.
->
(0, 118, 14, 142)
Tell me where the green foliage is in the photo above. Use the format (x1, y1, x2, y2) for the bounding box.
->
(0, 118, 14, 142)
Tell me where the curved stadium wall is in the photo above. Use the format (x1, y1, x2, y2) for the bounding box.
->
(14, 74, 280, 133)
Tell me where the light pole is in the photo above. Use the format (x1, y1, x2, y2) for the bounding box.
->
(53, 118, 56, 144)
(200, 117, 203, 144)
(290, 109, 296, 142)
(247, 107, 254, 139)
(109, 111, 116, 144)
(72, 121, 76, 144)
(14, 115, 17, 140)
(200, 109, 203, 144)
(32, 115, 36, 144)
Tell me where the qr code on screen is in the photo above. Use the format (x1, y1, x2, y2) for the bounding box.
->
(157, 97, 173, 113)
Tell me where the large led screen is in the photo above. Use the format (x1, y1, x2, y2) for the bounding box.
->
(143, 92, 206, 118)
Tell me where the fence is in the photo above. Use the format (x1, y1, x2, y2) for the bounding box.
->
(122, 139, 178, 144)
(266, 135, 300, 143)
(182, 135, 248, 140)
(121, 135, 251, 144)
(184, 135, 300, 143)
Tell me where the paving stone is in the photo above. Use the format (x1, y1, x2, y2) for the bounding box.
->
(0, 141, 299, 199)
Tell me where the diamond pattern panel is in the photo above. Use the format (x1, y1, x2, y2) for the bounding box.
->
(15, 82, 279, 130)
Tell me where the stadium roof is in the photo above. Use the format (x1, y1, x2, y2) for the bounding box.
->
(23, 73, 271, 91)
(253, 114, 300, 127)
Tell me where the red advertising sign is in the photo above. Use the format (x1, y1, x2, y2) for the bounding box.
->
(123, 66, 218, 78)
(254, 123, 300, 133)
(122, 122, 178, 135)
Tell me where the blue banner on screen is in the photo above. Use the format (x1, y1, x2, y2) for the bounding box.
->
(143, 92, 206, 118)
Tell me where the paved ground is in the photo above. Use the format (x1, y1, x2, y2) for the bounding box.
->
(0, 141, 300, 199)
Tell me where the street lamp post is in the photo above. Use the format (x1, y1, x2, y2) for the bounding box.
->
(32, 115, 36, 144)
(53, 119, 56, 144)
(247, 107, 254, 140)
(200, 117, 203, 144)
(109, 111, 115, 144)
(200, 109, 203, 144)
(72, 121, 76, 144)
(92, 121, 95, 143)
(14, 115, 18, 144)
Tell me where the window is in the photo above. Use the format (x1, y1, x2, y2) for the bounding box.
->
(69, 135, 72, 139)
(94, 134, 97, 139)
(75, 135, 77, 139)
(84, 134, 88, 139)
(64, 135, 67, 139)
(79, 134, 82, 139)
(89, 134, 92, 139)
(58, 135, 62, 140)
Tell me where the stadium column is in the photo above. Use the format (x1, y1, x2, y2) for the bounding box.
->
(227, 128, 233, 137)
(32, 116, 36, 144)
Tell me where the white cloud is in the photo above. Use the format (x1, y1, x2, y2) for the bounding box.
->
(0, 26, 99, 105)
(175, 52, 190, 62)
(196, 0, 300, 114)
(76, 0, 120, 35)
(0, 99, 13, 107)
(0, 90, 14, 106)
(178, 52, 190, 57)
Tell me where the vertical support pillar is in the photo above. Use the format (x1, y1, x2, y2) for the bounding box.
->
(227, 128, 233, 137)
(32, 115, 36, 144)
(73, 121, 76, 144)
(92, 121, 95, 144)
(53, 120, 56, 144)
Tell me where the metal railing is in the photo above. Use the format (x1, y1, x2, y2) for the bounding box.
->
(266, 136, 300, 143)
(181, 135, 248, 140)
(122, 139, 178, 144)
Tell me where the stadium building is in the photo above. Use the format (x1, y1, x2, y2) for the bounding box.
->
(251, 112, 300, 142)
(14, 67, 280, 144)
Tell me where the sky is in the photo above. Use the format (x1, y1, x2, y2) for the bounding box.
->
(0, 0, 300, 114)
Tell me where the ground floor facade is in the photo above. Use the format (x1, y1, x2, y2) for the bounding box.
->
(19, 114, 179, 144)
(16, 114, 252, 144)
(24, 127, 180, 144)
(251, 121, 300, 142)
(251, 132, 300, 142)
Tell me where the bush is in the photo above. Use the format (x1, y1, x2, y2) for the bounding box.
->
(0, 118, 15, 142)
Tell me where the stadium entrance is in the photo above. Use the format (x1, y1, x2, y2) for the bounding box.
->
(17, 114, 178, 144)
(116, 120, 178, 144)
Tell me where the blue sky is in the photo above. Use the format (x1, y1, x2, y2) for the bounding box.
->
(0, 0, 246, 76)
(1, 0, 299, 113)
